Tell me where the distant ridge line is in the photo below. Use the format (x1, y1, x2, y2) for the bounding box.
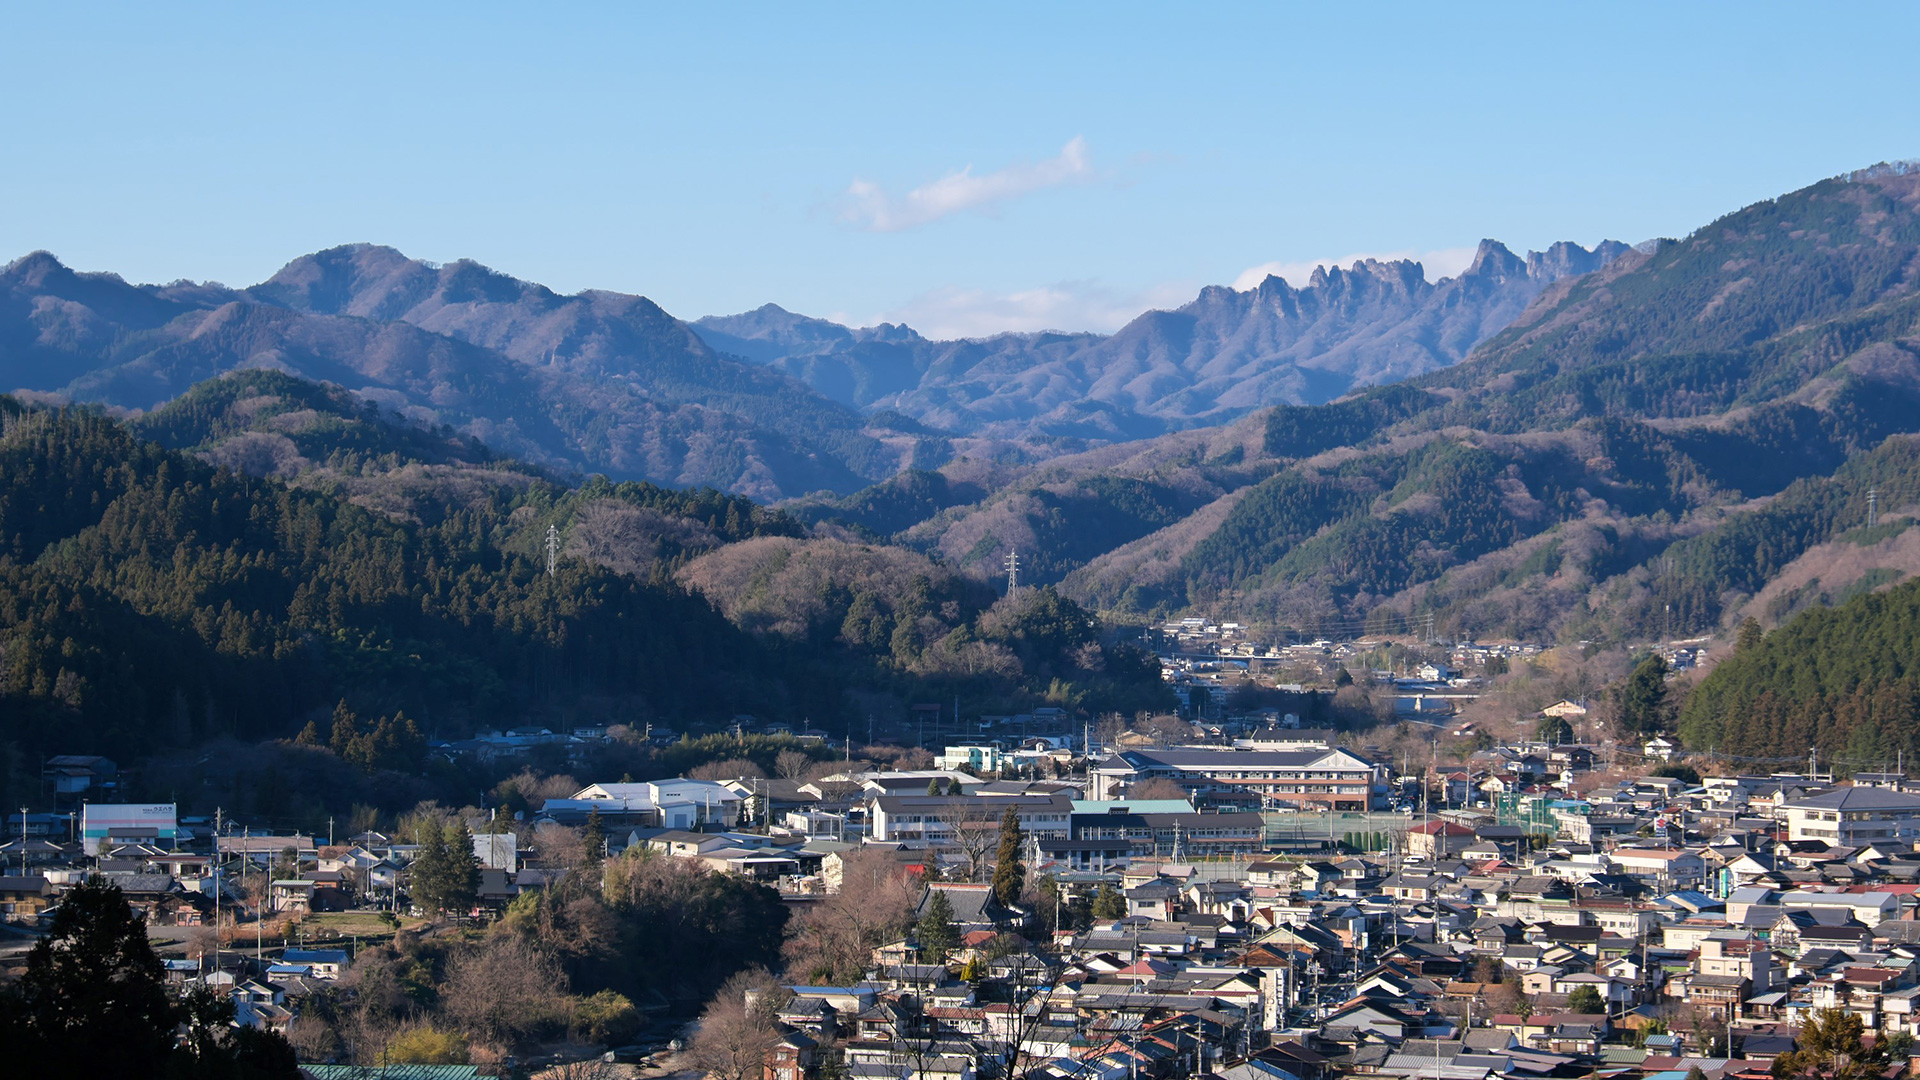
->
(1843, 160, 1920, 181)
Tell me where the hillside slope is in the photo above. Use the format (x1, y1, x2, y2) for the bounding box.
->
(1681, 572, 1920, 762)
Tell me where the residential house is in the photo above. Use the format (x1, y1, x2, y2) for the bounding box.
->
(1407, 820, 1477, 861)
(0, 874, 51, 922)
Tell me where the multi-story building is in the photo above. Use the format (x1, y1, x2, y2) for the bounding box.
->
(1779, 786, 1920, 844)
(867, 792, 1073, 842)
(1089, 747, 1384, 810)
(937, 745, 1005, 773)
(1695, 931, 1775, 994)
(1067, 803, 1264, 860)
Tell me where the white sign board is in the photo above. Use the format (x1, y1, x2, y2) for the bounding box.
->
(81, 802, 179, 855)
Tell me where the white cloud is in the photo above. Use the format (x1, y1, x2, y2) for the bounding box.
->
(1231, 246, 1481, 291)
(867, 277, 1194, 340)
(841, 137, 1093, 232)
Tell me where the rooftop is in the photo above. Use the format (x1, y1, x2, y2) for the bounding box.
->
(1787, 786, 1920, 811)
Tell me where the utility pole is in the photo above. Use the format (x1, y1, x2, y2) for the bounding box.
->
(246, 825, 262, 964)
(18, 807, 26, 876)
(545, 524, 559, 577)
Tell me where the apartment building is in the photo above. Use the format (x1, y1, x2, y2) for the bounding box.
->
(1089, 747, 1384, 810)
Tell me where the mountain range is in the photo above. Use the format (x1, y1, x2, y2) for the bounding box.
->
(7, 165, 1920, 664)
(694, 238, 1628, 443)
(797, 164, 1920, 648)
(7, 164, 1920, 769)
(0, 234, 1624, 502)
(0, 245, 937, 500)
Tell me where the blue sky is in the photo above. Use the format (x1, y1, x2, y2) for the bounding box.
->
(4, 3, 1918, 337)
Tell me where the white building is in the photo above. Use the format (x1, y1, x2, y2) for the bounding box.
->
(1780, 786, 1920, 844)
(564, 779, 744, 829)
(868, 792, 1072, 842)
(1089, 747, 1384, 810)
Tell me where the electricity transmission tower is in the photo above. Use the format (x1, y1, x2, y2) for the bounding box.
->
(545, 525, 559, 577)
(1004, 550, 1021, 600)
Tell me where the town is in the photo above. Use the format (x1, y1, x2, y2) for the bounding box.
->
(10, 669, 1920, 1080)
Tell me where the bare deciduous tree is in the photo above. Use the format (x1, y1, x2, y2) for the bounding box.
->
(935, 800, 1001, 882)
(1135, 714, 1197, 746)
(286, 1014, 343, 1064)
(689, 758, 765, 781)
(784, 848, 922, 984)
(688, 969, 788, 1080)
(1127, 778, 1190, 802)
(442, 936, 572, 1049)
(529, 821, 587, 869)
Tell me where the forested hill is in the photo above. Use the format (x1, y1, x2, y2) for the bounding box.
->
(1680, 575, 1920, 764)
(127, 368, 521, 476)
(0, 389, 1169, 794)
(0, 395, 822, 760)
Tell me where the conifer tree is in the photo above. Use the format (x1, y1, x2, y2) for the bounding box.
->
(441, 818, 481, 915)
(1773, 1008, 1887, 1080)
(4, 876, 175, 1074)
(917, 888, 957, 962)
(582, 806, 606, 871)
(410, 818, 478, 917)
(991, 805, 1025, 909)
(409, 818, 449, 913)
(1613, 654, 1672, 737)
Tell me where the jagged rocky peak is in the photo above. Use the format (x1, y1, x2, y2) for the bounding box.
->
(1526, 239, 1632, 282)
(1460, 239, 1528, 282)
(853, 320, 925, 344)
(1294, 256, 1429, 303)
